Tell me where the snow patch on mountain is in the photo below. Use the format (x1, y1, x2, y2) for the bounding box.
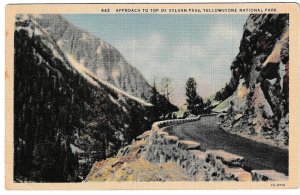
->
(28, 14, 153, 101)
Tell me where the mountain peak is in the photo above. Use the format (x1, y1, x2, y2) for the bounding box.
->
(27, 14, 152, 101)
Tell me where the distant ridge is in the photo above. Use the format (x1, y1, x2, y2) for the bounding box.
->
(29, 14, 153, 101)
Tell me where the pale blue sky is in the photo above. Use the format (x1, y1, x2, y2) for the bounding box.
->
(63, 14, 248, 104)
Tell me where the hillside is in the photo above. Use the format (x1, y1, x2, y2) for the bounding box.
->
(86, 124, 242, 182)
(218, 14, 289, 148)
(26, 14, 153, 101)
(14, 15, 153, 182)
(86, 116, 287, 182)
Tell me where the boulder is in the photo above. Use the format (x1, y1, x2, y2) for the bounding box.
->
(177, 140, 201, 150)
(189, 150, 207, 161)
(157, 131, 169, 137)
(234, 114, 243, 122)
(247, 118, 253, 124)
(224, 167, 252, 181)
(164, 135, 179, 144)
(218, 113, 226, 119)
(136, 130, 152, 140)
(117, 145, 130, 156)
(254, 124, 262, 133)
(251, 170, 288, 181)
(207, 150, 244, 167)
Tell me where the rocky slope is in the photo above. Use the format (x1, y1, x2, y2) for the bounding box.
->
(85, 124, 244, 182)
(26, 14, 152, 100)
(14, 15, 153, 182)
(86, 118, 287, 181)
(218, 14, 289, 148)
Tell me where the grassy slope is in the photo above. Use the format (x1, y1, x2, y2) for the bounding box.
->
(212, 96, 232, 112)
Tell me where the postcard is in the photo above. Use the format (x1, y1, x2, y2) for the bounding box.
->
(5, 3, 300, 189)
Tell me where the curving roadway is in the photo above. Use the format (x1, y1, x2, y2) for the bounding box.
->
(164, 115, 288, 175)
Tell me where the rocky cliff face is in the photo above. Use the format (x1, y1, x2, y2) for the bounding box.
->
(27, 14, 152, 100)
(218, 14, 289, 148)
(14, 15, 153, 182)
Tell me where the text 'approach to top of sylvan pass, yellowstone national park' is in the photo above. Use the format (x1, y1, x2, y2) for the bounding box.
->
(4, 2, 300, 190)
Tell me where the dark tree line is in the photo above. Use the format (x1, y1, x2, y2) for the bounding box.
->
(14, 27, 84, 182)
(14, 20, 152, 182)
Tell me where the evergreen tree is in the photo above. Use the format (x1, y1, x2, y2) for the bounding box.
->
(150, 81, 178, 120)
(150, 82, 160, 120)
(185, 78, 204, 115)
(215, 91, 222, 101)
